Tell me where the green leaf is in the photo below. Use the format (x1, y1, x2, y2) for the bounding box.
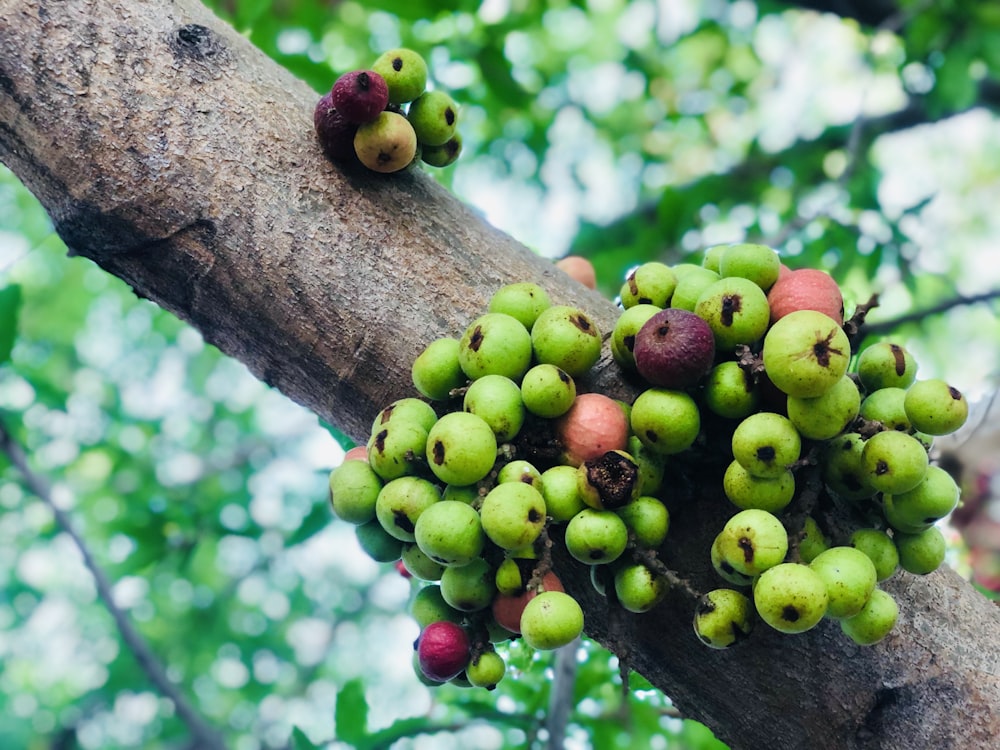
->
(290, 726, 322, 750)
(334, 678, 369, 746)
(0, 284, 22, 365)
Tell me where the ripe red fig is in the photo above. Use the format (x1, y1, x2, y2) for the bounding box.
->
(331, 69, 390, 123)
(313, 92, 359, 162)
(633, 308, 715, 388)
(416, 620, 471, 682)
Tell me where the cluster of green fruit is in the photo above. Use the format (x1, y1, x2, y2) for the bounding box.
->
(327, 242, 969, 688)
(611, 244, 967, 647)
(328, 283, 678, 689)
(314, 48, 461, 173)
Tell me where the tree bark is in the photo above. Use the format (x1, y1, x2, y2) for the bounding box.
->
(2, 2, 999, 749)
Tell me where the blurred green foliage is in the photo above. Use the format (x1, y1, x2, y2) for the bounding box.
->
(2, 0, 1000, 748)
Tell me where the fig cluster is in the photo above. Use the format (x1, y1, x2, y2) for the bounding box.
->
(314, 48, 462, 174)
(614, 244, 967, 647)
(327, 243, 969, 690)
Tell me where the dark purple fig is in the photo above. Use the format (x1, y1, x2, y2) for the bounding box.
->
(633, 308, 715, 389)
(331, 69, 390, 123)
(314, 92, 359, 162)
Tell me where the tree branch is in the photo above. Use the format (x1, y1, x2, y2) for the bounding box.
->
(860, 288, 1000, 337)
(0, 417, 226, 750)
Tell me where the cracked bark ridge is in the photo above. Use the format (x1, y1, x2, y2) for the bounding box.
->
(2, 1, 1000, 748)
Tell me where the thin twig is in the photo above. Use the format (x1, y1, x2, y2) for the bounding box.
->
(860, 288, 1000, 337)
(0, 418, 226, 750)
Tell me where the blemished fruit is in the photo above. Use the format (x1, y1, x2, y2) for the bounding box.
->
(407, 90, 459, 146)
(903, 379, 969, 435)
(632, 308, 716, 388)
(425, 412, 498, 486)
(530, 305, 602, 377)
(479, 482, 547, 550)
(314, 93, 359, 162)
(331, 69, 390, 123)
(520, 364, 577, 419)
(630, 388, 701, 455)
(458, 312, 533, 381)
(354, 111, 418, 173)
(620, 262, 677, 308)
(564, 508, 629, 564)
(753, 562, 829, 634)
(614, 563, 669, 613)
(467, 650, 506, 690)
(488, 283, 552, 331)
(861, 430, 929, 495)
(693, 588, 754, 648)
(786, 374, 861, 441)
(715, 509, 789, 577)
(809, 546, 878, 620)
(694, 276, 771, 351)
(856, 342, 918, 392)
(421, 134, 462, 167)
(762, 310, 850, 398)
(731, 412, 801, 479)
(413, 500, 485, 567)
(372, 48, 429, 104)
(702, 361, 759, 420)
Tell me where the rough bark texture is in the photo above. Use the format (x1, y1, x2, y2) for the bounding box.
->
(2, 2, 999, 749)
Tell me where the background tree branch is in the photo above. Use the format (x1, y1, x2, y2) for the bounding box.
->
(2, 1, 1000, 748)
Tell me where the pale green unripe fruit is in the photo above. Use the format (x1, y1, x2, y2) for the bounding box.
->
(479, 482, 547, 550)
(883, 465, 960, 533)
(367, 419, 428, 481)
(519, 591, 584, 650)
(723, 460, 795, 513)
(458, 312, 533, 381)
(540, 465, 588, 522)
(858, 387, 911, 432)
(564, 508, 629, 564)
(497, 459, 543, 491)
(442, 483, 480, 505)
(440, 558, 496, 611)
(407, 89, 459, 146)
(530, 305, 602, 377)
(702, 361, 759, 420)
(488, 282, 552, 331)
(463, 374, 525, 443)
(355, 518, 405, 562)
(798, 516, 830, 564)
(467, 649, 506, 690)
(711, 535, 756, 587)
(718, 243, 782, 291)
(494, 556, 530, 596)
(412, 337, 467, 401)
(670, 266, 720, 311)
(715, 509, 789, 577)
(861, 430, 928, 495)
(694, 276, 771, 351)
(372, 47, 428, 104)
(809, 546, 878, 619)
(731, 412, 801, 479)
(372, 398, 438, 434)
(616, 495, 669, 549)
(822, 432, 877, 502)
(786, 374, 861, 440)
(414, 500, 486, 567)
(520, 364, 576, 418)
(849, 528, 899, 581)
(614, 563, 669, 613)
(904, 379, 969, 435)
(329, 459, 383, 524)
(630, 388, 701, 455)
(374, 476, 441, 542)
(619, 262, 676, 308)
(611, 304, 661, 372)
(840, 588, 898, 645)
(409, 584, 464, 628)
(401, 543, 446, 581)
(895, 525, 947, 575)
(700, 245, 727, 272)
(762, 310, 850, 398)
(753, 562, 829, 634)
(353, 111, 418, 172)
(856, 341, 917, 392)
(426, 412, 498, 486)
(693, 588, 754, 648)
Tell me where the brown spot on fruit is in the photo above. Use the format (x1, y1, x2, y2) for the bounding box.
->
(432, 440, 446, 465)
(890, 344, 907, 376)
(583, 451, 639, 509)
(738, 537, 755, 563)
(756, 446, 776, 463)
(445, 108, 455, 125)
(528, 508, 542, 523)
(627, 273, 639, 297)
(468, 326, 484, 352)
(570, 313, 594, 334)
(623, 334, 636, 352)
(721, 294, 741, 327)
(393, 510, 415, 534)
(875, 460, 889, 476)
(558, 369, 572, 383)
(374, 429, 388, 453)
(392, 56, 403, 71)
(949, 386, 963, 401)
(782, 605, 800, 622)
